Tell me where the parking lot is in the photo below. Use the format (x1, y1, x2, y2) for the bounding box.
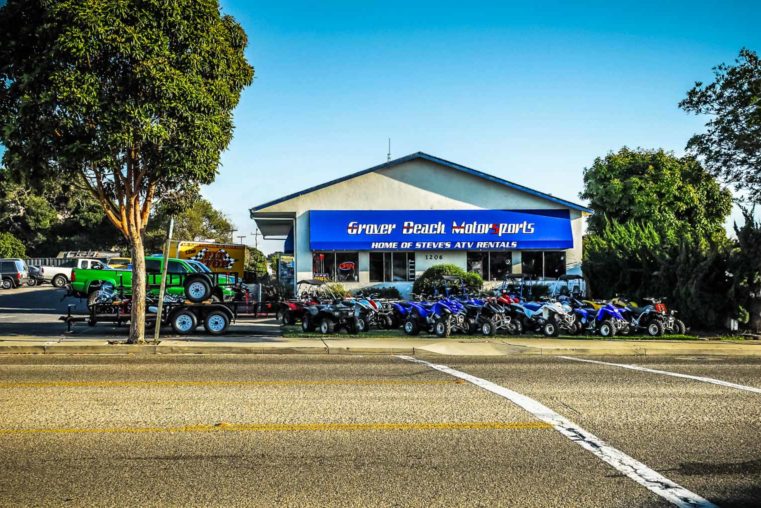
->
(0, 354, 759, 506)
(0, 286, 281, 340)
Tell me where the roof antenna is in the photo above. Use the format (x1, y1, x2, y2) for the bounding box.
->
(387, 138, 391, 161)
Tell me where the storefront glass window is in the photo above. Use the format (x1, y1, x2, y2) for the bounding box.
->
(521, 251, 566, 278)
(392, 253, 408, 281)
(467, 251, 513, 280)
(489, 252, 512, 281)
(369, 252, 414, 282)
(312, 252, 334, 281)
(383, 252, 393, 282)
(335, 252, 359, 282)
(467, 252, 488, 278)
(312, 252, 360, 282)
(369, 253, 384, 282)
(521, 251, 543, 277)
(544, 251, 566, 278)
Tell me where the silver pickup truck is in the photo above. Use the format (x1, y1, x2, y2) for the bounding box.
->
(42, 258, 104, 288)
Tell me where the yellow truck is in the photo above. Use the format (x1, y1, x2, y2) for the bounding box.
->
(169, 242, 245, 280)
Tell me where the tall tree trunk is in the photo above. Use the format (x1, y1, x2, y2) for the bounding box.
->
(129, 234, 147, 344)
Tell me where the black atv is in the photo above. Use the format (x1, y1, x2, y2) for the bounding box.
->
(301, 300, 365, 334)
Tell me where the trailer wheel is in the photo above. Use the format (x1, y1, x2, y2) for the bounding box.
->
(171, 310, 197, 335)
(184, 277, 212, 303)
(204, 310, 230, 335)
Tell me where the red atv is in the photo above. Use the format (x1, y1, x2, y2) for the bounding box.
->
(277, 280, 324, 325)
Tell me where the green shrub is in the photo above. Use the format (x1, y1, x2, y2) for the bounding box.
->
(412, 264, 483, 296)
(0, 232, 25, 258)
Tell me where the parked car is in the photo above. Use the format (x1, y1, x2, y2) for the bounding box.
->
(41, 258, 105, 288)
(27, 265, 46, 287)
(0, 258, 30, 289)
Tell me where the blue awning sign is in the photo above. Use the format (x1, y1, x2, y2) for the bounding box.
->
(309, 210, 573, 251)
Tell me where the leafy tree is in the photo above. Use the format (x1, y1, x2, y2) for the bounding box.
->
(582, 220, 666, 298)
(0, 0, 253, 342)
(680, 49, 761, 203)
(581, 148, 736, 329)
(267, 252, 283, 277)
(0, 232, 25, 258)
(580, 147, 732, 242)
(146, 197, 234, 251)
(245, 246, 268, 277)
(0, 169, 124, 255)
(583, 220, 734, 329)
(730, 208, 761, 331)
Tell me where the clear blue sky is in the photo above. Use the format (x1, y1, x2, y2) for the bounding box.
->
(209, 0, 760, 253)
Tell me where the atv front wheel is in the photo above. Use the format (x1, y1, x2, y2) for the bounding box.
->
(511, 319, 524, 335)
(403, 319, 420, 336)
(598, 320, 616, 337)
(318, 318, 336, 334)
(353, 316, 368, 333)
(542, 320, 559, 337)
(281, 310, 295, 326)
(301, 314, 316, 332)
(647, 321, 664, 337)
(481, 319, 497, 336)
(434, 317, 452, 338)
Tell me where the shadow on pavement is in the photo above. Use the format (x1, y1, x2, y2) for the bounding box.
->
(0, 286, 284, 341)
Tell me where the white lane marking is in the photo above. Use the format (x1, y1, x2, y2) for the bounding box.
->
(560, 356, 761, 395)
(398, 355, 716, 508)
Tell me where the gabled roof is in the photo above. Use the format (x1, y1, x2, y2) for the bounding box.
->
(249, 152, 592, 214)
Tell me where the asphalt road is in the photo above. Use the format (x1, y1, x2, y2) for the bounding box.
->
(0, 286, 280, 339)
(0, 354, 759, 507)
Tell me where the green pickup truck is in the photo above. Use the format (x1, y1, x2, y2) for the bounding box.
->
(70, 256, 236, 304)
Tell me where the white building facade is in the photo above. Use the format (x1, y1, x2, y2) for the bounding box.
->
(251, 153, 590, 294)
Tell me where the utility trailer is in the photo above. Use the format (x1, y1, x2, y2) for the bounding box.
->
(63, 270, 247, 336)
(85, 298, 236, 336)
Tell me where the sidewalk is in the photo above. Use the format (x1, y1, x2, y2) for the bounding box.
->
(0, 335, 759, 356)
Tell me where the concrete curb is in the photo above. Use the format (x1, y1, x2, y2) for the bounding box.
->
(1, 340, 760, 356)
(0, 338, 761, 357)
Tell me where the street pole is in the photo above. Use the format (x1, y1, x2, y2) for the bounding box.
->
(237, 235, 246, 245)
(230, 229, 236, 244)
(250, 229, 262, 249)
(153, 217, 174, 345)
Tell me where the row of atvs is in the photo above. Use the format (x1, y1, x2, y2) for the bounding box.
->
(279, 283, 686, 337)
